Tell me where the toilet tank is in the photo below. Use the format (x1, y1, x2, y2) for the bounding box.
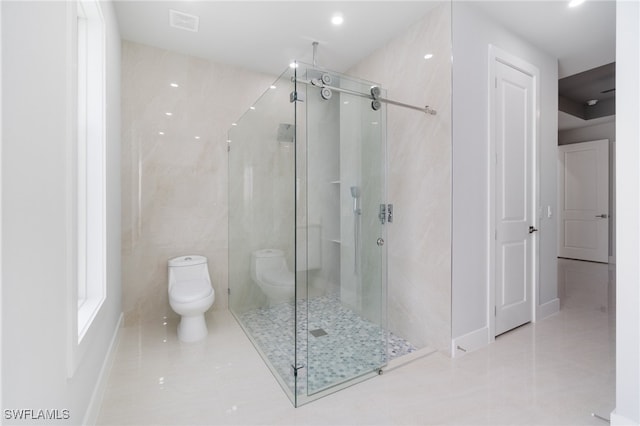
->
(251, 249, 285, 281)
(168, 255, 210, 284)
(296, 224, 321, 271)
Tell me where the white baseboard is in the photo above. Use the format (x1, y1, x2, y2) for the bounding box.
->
(83, 312, 123, 426)
(610, 410, 638, 425)
(451, 327, 490, 358)
(536, 298, 560, 320)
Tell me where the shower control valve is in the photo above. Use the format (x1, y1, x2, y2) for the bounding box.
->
(377, 238, 385, 247)
(378, 204, 394, 224)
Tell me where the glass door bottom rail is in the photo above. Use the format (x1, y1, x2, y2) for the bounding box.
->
(239, 293, 417, 395)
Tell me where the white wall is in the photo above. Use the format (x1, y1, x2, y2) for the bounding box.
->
(0, 0, 3, 416)
(1, 1, 121, 423)
(558, 120, 616, 261)
(612, 1, 640, 424)
(451, 2, 559, 350)
(558, 120, 615, 145)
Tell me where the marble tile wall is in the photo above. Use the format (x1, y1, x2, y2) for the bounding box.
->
(121, 41, 275, 324)
(121, 1, 452, 352)
(348, 3, 453, 353)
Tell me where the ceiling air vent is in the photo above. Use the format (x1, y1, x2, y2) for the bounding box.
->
(169, 9, 199, 33)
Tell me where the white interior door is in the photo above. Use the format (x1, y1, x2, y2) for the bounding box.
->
(493, 57, 536, 336)
(558, 140, 609, 263)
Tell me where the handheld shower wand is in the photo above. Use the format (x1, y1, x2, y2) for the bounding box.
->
(350, 186, 361, 215)
(350, 186, 361, 273)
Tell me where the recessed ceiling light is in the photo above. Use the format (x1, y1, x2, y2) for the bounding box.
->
(250, 106, 256, 110)
(270, 85, 277, 90)
(586, 99, 598, 106)
(165, 112, 173, 116)
(568, 0, 585, 7)
(231, 123, 237, 126)
(331, 14, 344, 26)
(194, 136, 201, 140)
(289, 62, 299, 69)
(170, 83, 179, 88)
(424, 53, 434, 60)
(158, 131, 165, 135)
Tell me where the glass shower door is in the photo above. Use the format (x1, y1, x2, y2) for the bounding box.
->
(228, 68, 298, 404)
(299, 65, 388, 401)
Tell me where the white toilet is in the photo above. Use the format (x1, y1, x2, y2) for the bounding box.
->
(168, 255, 215, 342)
(251, 225, 320, 305)
(250, 249, 295, 304)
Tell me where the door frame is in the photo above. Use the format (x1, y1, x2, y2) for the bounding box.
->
(487, 45, 541, 339)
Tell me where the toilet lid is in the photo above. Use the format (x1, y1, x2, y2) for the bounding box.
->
(262, 269, 294, 287)
(170, 279, 213, 303)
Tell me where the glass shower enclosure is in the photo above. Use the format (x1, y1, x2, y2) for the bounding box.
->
(228, 63, 387, 406)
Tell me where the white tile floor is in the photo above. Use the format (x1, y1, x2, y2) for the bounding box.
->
(97, 259, 615, 425)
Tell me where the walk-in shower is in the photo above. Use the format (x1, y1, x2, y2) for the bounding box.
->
(228, 63, 420, 406)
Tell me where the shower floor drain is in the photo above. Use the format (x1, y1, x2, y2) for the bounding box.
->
(309, 328, 328, 338)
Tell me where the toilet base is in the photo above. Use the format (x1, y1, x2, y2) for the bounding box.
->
(177, 314, 208, 342)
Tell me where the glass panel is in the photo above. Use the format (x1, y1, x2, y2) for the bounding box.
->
(229, 63, 388, 407)
(228, 68, 297, 403)
(297, 65, 388, 402)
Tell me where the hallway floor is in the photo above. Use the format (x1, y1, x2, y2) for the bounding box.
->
(97, 259, 615, 425)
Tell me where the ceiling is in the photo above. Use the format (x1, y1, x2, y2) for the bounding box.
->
(559, 62, 615, 120)
(469, 1, 615, 79)
(114, 0, 617, 130)
(468, 1, 616, 131)
(114, 1, 440, 76)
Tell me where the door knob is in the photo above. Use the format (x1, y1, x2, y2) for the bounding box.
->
(529, 226, 538, 234)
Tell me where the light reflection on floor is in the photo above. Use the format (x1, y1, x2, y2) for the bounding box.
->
(97, 258, 614, 425)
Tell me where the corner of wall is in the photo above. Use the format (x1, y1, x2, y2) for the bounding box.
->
(537, 298, 559, 320)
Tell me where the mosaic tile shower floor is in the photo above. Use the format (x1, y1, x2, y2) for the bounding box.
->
(239, 293, 417, 396)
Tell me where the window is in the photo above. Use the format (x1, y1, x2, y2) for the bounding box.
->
(76, 0, 105, 342)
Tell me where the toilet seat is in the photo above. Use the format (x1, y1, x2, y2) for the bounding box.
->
(170, 279, 213, 303)
(262, 269, 294, 287)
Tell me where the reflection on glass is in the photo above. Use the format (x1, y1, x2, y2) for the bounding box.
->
(229, 63, 392, 407)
